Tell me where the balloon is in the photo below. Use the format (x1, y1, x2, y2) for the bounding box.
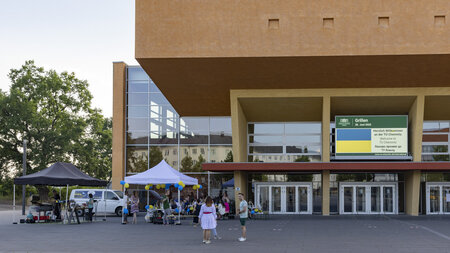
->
(145, 205, 149, 210)
(251, 210, 255, 214)
(190, 207, 194, 211)
(166, 184, 171, 187)
(123, 208, 129, 214)
(174, 183, 179, 188)
(178, 181, 183, 185)
(255, 209, 259, 212)
(178, 185, 183, 191)
(150, 205, 153, 209)
(175, 208, 179, 213)
(160, 184, 165, 188)
(156, 185, 161, 189)
(199, 185, 203, 189)
(165, 185, 170, 190)
(145, 185, 150, 190)
(120, 181, 125, 185)
(149, 184, 153, 187)
(193, 185, 197, 190)
(124, 183, 129, 189)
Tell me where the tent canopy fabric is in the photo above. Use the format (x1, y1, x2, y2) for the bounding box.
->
(124, 160, 198, 185)
(14, 162, 107, 186)
(222, 178, 234, 188)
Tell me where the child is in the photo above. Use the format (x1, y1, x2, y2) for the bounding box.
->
(199, 196, 217, 244)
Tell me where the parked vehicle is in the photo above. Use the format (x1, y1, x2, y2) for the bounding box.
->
(69, 189, 124, 217)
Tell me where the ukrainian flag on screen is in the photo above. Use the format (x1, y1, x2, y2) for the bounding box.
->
(336, 129, 371, 153)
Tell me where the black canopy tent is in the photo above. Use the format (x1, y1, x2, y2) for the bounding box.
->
(13, 162, 107, 224)
(14, 162, 107, 186)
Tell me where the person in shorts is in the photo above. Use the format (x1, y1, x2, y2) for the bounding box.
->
(237, 193, 248, 242)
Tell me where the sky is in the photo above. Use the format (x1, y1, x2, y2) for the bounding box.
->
(0, 0, 138, 117)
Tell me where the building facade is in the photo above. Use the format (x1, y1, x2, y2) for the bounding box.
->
(112, 0, 450, 215)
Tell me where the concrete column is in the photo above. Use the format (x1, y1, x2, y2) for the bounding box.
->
(230, 91, 249, 211)
(405, 170, 421, 216)
(404, 95, 424, 215)
(234, 171, 248, 213)
(321, 96, 331, 215)
(112, 62, 127, 190)
(322, 170, 330, 215)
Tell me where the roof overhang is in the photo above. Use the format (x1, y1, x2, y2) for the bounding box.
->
(202, 162, 450, 172)
(137, 54, 450, 116)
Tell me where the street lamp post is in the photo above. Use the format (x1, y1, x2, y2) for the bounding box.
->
(22, 139, 28, 215)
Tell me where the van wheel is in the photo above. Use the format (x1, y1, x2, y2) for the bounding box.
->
(115, 207, 122, 217)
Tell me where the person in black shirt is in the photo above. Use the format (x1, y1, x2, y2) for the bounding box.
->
(52, 190, 61, 220)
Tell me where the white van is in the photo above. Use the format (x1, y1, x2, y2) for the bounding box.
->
(69, 189, 124, 216)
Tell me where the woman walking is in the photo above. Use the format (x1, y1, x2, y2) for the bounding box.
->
(199, 196, 217, 244)
(130, 191, 140, 224)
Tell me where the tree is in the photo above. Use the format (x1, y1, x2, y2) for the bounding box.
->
(193, 154, 206, 172)
(0, 61, 111, 199)
(180, 155, 193, 172)
(294, 156, 311, 162)
(223, 150, 233, 162)
(149, 146, 163, 168)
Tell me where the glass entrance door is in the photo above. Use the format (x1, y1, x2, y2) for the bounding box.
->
(426, 183, 450, 214)
(340, 183, 397, 214)
(256, 183, 312, 214)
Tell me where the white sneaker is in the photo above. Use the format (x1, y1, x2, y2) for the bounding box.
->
(205, 240, 211, 244)
(214, 236, 222, 240)
(238, 237, 246, 242)
(202, 240, 206, 244)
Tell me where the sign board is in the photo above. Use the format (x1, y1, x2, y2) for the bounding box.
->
(335, 115, 408, 158)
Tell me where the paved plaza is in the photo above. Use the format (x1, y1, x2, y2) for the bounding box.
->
(1, 210, 450, 253)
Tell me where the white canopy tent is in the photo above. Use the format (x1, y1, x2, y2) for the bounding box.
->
(124, 160, 199, 224)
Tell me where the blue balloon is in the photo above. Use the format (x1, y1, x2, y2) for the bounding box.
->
(251, 210, 255, 214)
(120, 181, 125, 185)
(166, 184, 171, 187)
(123, 208, 129, 214)
(165, 185, 170, 190)
(175, 208, 179, 213)
(174, 183, 179, 188)
(199, 185, 203, 189)
(145, 205, 149, 210)
(178, 185, 183, 191)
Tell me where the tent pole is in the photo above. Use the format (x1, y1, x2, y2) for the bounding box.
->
(104, 186, 107, 221)
(147, 190, 149, 206)
(197, 188, 198, 199)
(65, 184, 69, 218)
(121, 184, 124, 224)
(13, 184, 17, 224)
(178, 189, 180, 224)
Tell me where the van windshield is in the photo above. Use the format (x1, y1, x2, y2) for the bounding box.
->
(114, 191, 124, 198)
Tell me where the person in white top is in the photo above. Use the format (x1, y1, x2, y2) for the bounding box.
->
(237, 193, 248, 242)
(198, 196, 217, 244)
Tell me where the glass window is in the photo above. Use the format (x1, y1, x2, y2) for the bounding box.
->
(249, 135, 283, 144)
(127, 67, 148, 81)
(422, 145, 449, 153)
(286, 145, 321, 154)
(127, 118, 148, 131)
(150, 131, 178, 145)
(285, 123, 321, 135)
(127, 106, 149, 118)
(210, 117, 232, 145)
(114, 191, 124, 198)
(285, 135, 321, 145)
(249, 146, 283, 154)
(127, 81, 148, 93)
(149, 81, 162, 93)
(181, 117, 209, 133)
(126, 146, 148, 173)
(105, 191, 119, 200)
(150, 93, 170, 105)
(248, 123, 284, 135)
(127, 93, 148, 106)
(127, 131, 149, 144)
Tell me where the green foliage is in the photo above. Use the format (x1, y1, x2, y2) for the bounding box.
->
(192, 154, 206, 172)
(294, 156, 311, 162)
(0, 61, 112, 191)
(223, 150, 233, 162)
(180, 155, 193, 172)
(149, 146, 163, 168)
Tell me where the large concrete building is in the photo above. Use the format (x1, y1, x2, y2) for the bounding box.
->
(112, 0, 450, 215)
